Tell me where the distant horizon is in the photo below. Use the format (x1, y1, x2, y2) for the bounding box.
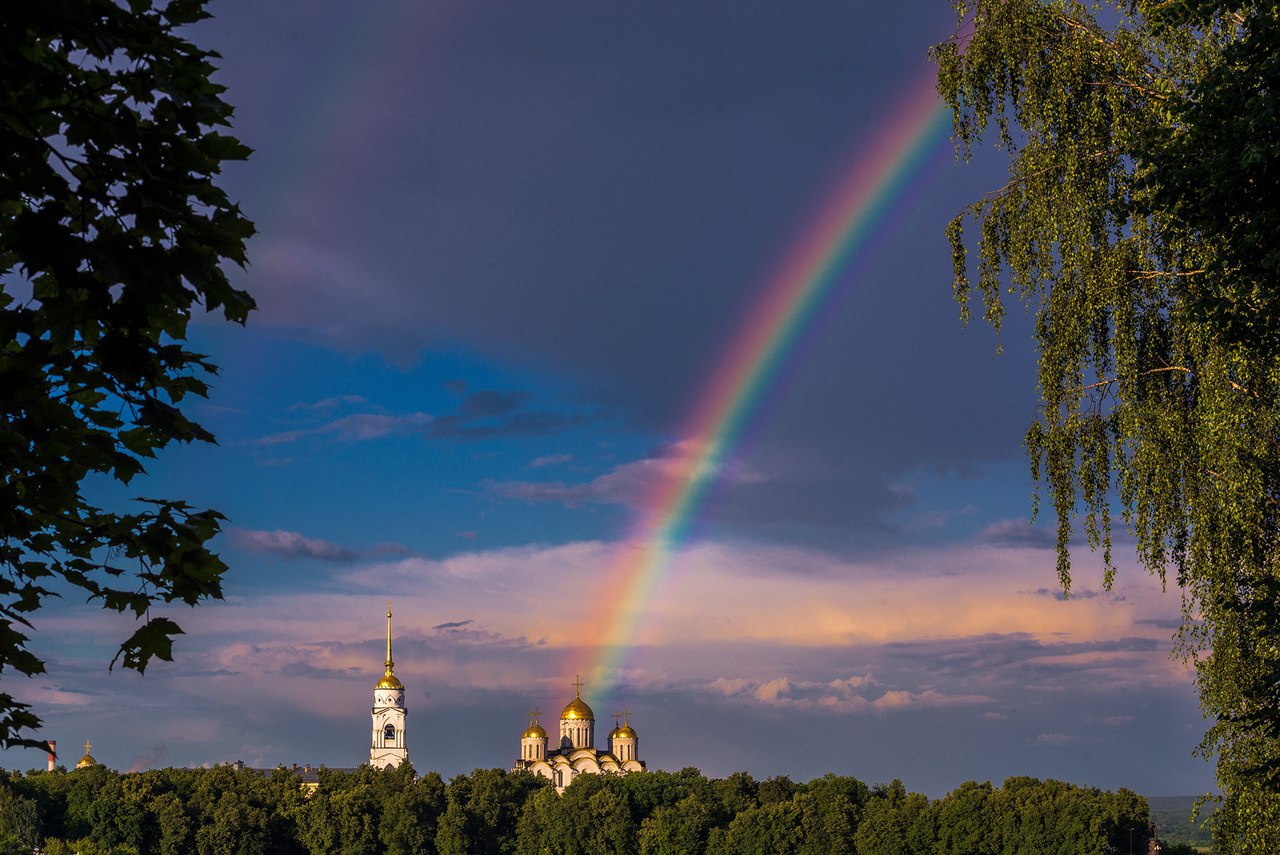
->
(2, 753, 1215, 803)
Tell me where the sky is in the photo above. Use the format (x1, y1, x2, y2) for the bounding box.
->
(7, 0, 1214, 798)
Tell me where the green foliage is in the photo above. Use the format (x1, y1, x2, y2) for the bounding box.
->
(0, 766, 1153, 855)
(0, 0, 254, 749)
(931, 2, 1280, 849)
(435, 768, 547, 855)
(853, 780, 930, 855)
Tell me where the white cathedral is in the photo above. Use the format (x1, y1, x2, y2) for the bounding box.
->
(367, 606, 645, 787)
(511, 676, 646, 791)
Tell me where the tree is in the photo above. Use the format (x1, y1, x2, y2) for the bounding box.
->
(435, 769, 545, 855)
(932, 2, 1280, 849)
(853, 780, 929, 855)
(0, 781, 41, 854)
(637, 794, 715, 855)
(0, 0, 253, 749)
(380, 770, 445, 855)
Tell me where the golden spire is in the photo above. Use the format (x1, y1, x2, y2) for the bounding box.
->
(385, 601, 394, 673)
(375, 602, 404, 690)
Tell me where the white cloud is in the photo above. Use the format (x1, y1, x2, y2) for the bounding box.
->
(256, 412, 434, 446)
(488, 439, 760, 511)
(229, 528, 358, 562)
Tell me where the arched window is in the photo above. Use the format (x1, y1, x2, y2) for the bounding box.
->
(383, 723, 396, 744)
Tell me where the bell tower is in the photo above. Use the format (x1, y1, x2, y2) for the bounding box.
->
(370, 602, 408, 769)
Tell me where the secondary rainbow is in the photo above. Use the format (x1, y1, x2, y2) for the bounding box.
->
(574, 72, 953, 695)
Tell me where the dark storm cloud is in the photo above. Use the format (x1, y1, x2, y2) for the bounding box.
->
(196, 0, 1033, 540)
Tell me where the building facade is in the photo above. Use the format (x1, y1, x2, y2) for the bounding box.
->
(513, 677, 644, 791)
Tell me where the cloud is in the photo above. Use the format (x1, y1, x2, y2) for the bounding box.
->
(1100, 715, 1134, 726)
(229, 528, 358, 562)
(530, 454, 573, 469)
(289, 395, 368, 411)
(12, 534, 1204, 791)
(423, 409, 600, 440)
(1034, 732, 1073, 745)
(709, 673, 989, 713)
(433, 620, 475, 630)
(459, 390, 525, 418)
(488, 439, 758, 510)
(977, 518, 1057, 549)
(1031, 587, 1125, 603)
(258, 393, 600, 448)
(256, 412, 435, 445)
(753, 677, 791, 702)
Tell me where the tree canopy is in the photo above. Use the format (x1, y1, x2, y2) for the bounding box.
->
(931, 0, 1280, 849)
(0, 765, 1154, 855)
(0, 0, 253, 750)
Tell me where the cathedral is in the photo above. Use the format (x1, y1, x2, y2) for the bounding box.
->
(511, 676, 646, 791)
(367, 607, 646, 788)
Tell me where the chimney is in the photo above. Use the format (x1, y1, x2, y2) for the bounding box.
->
(47, 740, 56, 772)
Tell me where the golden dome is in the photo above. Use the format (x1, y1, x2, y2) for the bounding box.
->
(376, 672, 403, 690)
(610, 723, 637, 739)
(561, 675, 594, 720)
(522, 722, 547, 739)
(75, 740, 98, 769)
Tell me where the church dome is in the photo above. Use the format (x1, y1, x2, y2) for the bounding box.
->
(610, 723, 637, 739)
(561, 695, 594, 720)
(376, 672, 403, 690)
(522, 722, 547, 739)
(75, 741, 99, 769)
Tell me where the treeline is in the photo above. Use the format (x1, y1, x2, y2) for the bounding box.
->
(0, 763, 1150, 855)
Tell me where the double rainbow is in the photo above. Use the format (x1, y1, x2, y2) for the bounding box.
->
(575, 73, 952, 696)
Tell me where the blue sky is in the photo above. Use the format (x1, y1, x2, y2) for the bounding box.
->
(6, 0, 1214, 798)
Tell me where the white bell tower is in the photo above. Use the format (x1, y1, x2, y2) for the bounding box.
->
(370, 602, 408, 769)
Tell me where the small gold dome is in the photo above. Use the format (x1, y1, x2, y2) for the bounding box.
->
(376, 672, 403, 690)
(75, 740, 98, 769)
(522, 723, 547, 739)
(610, 723, 637, 739)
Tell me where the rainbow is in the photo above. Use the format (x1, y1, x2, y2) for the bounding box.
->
(574, 72, 952, 696)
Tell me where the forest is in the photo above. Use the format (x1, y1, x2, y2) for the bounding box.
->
(0, 763, 1154, 855)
